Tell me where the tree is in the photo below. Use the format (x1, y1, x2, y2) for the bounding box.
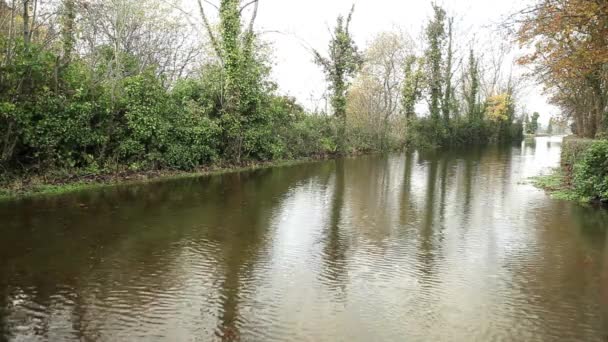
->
(198, 0, 267, 162)
(547, 117, 553, 135)
(514, 0, 608, 138)
(401, 55, 424, 120)
(530, 112, 540, 135)
(485, 94, 512, 123)
(313, 5, 363, 152)
(463, 49, 481, 121)
(348, 31, 410, 150)
(441, 17, 454, 124)
(425, 4, 446, 121)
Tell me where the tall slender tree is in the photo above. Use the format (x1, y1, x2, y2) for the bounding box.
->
(441, 17, 454, 124)
(425, 4, 446, 122)
(314, 5, 363, 152)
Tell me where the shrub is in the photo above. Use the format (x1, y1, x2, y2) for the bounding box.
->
(561, 136, 596, 169)
(572, 140, 608, 202)
(118, 73, 171, 168)
(406, 118, 445, 149)
(280, 114, 339, 158)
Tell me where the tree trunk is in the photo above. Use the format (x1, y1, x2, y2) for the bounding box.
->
(23, 0, 30, 45)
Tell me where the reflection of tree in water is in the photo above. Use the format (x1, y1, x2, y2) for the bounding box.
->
(522, 137, 536, 152)
(400, 151, 418, 226)
(417, 153, 439, 285)
(602, 231, 608, 338)
(571, 205, 608, 234)
(0, 286, 7, 340)
(319, 159, 349, 297)
(461, 154, 475, 225)
(494, 145, 514, 205)
(190, 167, 330, 340)
(438, 156, 449, 235)
(0, 163, 324, 341)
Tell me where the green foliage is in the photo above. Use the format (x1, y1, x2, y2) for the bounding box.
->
(406, 116, 521, 149)
(1, 0, 527, 193)
(406, 118, 445, 149)
(465, 49, 481, 121)
(280, 114, 340, 157)
(425, 4, 446, 121)
(572, 140, 608, 202)
(314, 6, 363, 152)
(531, 170, 581, 201)
(119, 73, 170, 166)
(560, 136, 595, 168)
(526, 112, 540, 134)
(402, 56, 424, 119)
(164, 113, 221, 170)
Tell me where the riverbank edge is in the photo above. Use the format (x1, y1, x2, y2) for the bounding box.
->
(530, 169, 589, 203)
(0, 153, 361, 201)
(530, 135, 604, 205)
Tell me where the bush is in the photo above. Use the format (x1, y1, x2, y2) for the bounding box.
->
(405, 117, 510, 149)
(561, 136, 596, 169)
(280, 114, 339, 158)
(164, 108, 221, 170)
(572, 140, 608, 202)
(406, 118, 446, 149)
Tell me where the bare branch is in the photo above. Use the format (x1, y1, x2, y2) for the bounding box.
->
(197, 0, 222, 61)
(246, 0, 258, 34)
(202, 0, 219, 10)
(239, 0, 257, 14)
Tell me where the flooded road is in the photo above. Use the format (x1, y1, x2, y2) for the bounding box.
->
(1, 137, 607, 341)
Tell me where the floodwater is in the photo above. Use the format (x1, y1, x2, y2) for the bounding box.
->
(1, 137, 607, 341)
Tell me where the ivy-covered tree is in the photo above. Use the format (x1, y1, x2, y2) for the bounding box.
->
(464, 49, 481, 121)
(402, 55, 425, 120)
(314, 6, 363, 151)
(425, 4, 446, 122)
(441, 17, 454, 124)
(198, 0, 266, 162)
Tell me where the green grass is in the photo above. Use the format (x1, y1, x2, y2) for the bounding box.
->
(530, 168, 589, 203)
(0, 157, 331, 202)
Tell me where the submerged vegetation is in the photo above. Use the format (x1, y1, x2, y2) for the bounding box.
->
(531, 169, 581, 202)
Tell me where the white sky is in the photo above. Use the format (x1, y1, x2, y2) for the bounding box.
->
(187, 0, 558, 123)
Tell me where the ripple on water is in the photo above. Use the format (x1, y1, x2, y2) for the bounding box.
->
(1, 144, 607, 341)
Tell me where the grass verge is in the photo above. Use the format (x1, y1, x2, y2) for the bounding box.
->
(0, 157, 335, 202)
(530, 168, 589, 203)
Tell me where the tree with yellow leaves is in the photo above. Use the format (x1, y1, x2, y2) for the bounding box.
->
(485, 94, 512, 123)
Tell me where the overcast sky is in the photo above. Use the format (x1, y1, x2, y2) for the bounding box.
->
(188, 0, 557, 122)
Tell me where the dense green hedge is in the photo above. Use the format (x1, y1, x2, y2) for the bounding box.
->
(406, 117, 523, 149)
(560, 136, 596, 169)
(572, 140, 608, 202)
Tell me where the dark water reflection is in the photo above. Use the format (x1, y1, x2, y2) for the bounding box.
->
(1, 137, 607, 341)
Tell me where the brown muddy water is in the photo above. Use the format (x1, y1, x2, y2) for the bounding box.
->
(1, 137, 607, 341)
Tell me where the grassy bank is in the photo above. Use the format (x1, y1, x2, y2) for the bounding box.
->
(531, 169, 586, 202)
(532, 136, 608, 205)
(0, 156, 339, 202)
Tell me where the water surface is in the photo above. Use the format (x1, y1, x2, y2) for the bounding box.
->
(1, 137, 607, 341)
